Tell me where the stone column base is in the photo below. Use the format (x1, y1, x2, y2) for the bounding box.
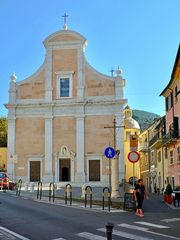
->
(74, 172, 86, 184)
(111, 189, 120, 199)
(42, 174, 53, 183)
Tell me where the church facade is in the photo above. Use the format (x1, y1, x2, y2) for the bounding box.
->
(6, 25, 127, 185)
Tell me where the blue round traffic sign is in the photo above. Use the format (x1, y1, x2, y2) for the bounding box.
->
(104, 147, 116, 158)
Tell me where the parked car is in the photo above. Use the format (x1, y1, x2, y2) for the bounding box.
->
(0, 172, 9, 190)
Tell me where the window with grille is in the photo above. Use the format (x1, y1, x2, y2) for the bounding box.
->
(56, 72, 73, 99)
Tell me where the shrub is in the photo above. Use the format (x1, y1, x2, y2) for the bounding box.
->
(164, 184, 173, 195)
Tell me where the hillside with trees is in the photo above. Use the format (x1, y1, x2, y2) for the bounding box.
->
(132, 109, 160, 130)
(0, 117, 7, 147)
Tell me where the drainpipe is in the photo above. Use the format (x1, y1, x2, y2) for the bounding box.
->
(162, 146, 165, 191)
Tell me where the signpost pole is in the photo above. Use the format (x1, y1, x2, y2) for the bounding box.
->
(128, 151, 140, 188)
(133, 163, 135, 188)
(109, 158, 111, 193)
(104, 147, 115, 195)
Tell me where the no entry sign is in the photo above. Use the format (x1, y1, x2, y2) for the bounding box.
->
(128, 151, 140, 163)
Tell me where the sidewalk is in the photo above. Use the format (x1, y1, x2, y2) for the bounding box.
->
(5, 185, 180, 212)
(143, 192, 180, 212)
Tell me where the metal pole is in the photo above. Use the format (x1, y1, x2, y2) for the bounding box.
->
(109, 158, 111, 193)
(106, 222, 114, 240)
(133, 163, 135, 188)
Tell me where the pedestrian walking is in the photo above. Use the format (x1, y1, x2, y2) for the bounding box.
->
(134, 179, 148, 217)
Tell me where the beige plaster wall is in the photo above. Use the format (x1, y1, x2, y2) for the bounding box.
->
(52, 49, 78, 100)
(17, 69, 45, 99)
(85, 115, 114, 176)
(15, 118, 45, 176)
(53, 116, 76, 177)
(85, 63, 114, 96)
(53, 117, 76, 154)
(85, 115, 114, 153)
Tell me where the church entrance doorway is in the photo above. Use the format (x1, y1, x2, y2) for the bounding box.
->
(59, 159, 70, 181)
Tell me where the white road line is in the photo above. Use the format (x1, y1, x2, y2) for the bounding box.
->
(161, 218, 180, 223)
(76, 232, 107, 240)
(98, 228, 154, 240)
(51, 238, 66, 240)
(134, 221, 169, 228)
(118, 223, 180, 240)
(145, 230, 180, 240)
(0, 226, 30, 240)
(118, 223, 149, 231)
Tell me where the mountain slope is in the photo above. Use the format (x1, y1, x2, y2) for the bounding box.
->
(132, 109, 160, 130)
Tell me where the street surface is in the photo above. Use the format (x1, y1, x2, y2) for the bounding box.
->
(0, 191, 180, 240)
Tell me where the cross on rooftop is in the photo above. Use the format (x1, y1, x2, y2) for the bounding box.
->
(110, 67, 115, 77)
(62, 13, 69, 30)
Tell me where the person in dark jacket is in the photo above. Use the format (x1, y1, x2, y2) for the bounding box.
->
(134, 179, 148, 217)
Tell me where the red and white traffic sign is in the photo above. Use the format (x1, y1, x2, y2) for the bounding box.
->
(128, 151, 140, 163)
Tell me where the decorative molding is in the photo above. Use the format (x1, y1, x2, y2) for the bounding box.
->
(56, 145, 76, 158)
(55, 71, 74, 75)
(12, 101, 126, 118)
(56, 72, 73, 99)
(47, 42, 85, 49)
(43, 30, 87, 48)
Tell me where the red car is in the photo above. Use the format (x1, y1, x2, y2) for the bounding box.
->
(0, 172, 9, 190)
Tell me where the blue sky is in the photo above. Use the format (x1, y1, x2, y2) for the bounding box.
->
(0, 0, 180, 117)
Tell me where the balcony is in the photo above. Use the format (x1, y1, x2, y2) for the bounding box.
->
(139, 143, 148, 152)
(149, 133, 162, 148)
(162, 130, 180, 145)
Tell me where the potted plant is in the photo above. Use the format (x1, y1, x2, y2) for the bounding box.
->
(164, 184, 173, 204)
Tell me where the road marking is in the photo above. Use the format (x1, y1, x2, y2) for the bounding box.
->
(118, 223, 149, 231)
(118, 223, 180, 240)
(134, 221, 169, 228)
(51, 238, 66, 240)
(76, 232, 107, 239)
(145, 230, 180, 240)
(161, 218, 180, 223)
(98, 228, 154, 240)
(0, 226, 30, 240)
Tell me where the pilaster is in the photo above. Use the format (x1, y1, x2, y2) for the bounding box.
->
(45, 46, 52, 101)
(44, 115, 53, 182)
(115, 67, 125, 100)
(77, 47, 85, 100)
(116, 112, 125, 183)
(75, 114, 85, 183)
(7, 118, 16, 181)
(9, 80, 16, 104)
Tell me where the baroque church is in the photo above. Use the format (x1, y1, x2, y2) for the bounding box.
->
(6, 18, 127, 186)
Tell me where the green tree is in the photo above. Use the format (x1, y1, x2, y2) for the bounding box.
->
(0, 117, 7, 147)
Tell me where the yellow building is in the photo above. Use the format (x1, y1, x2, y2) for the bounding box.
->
(0, 147, 7, 171)
(139, 129, 149, 190)
(124, 106, 140, 184)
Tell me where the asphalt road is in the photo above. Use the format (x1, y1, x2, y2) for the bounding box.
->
(0, 191, 180, 240)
